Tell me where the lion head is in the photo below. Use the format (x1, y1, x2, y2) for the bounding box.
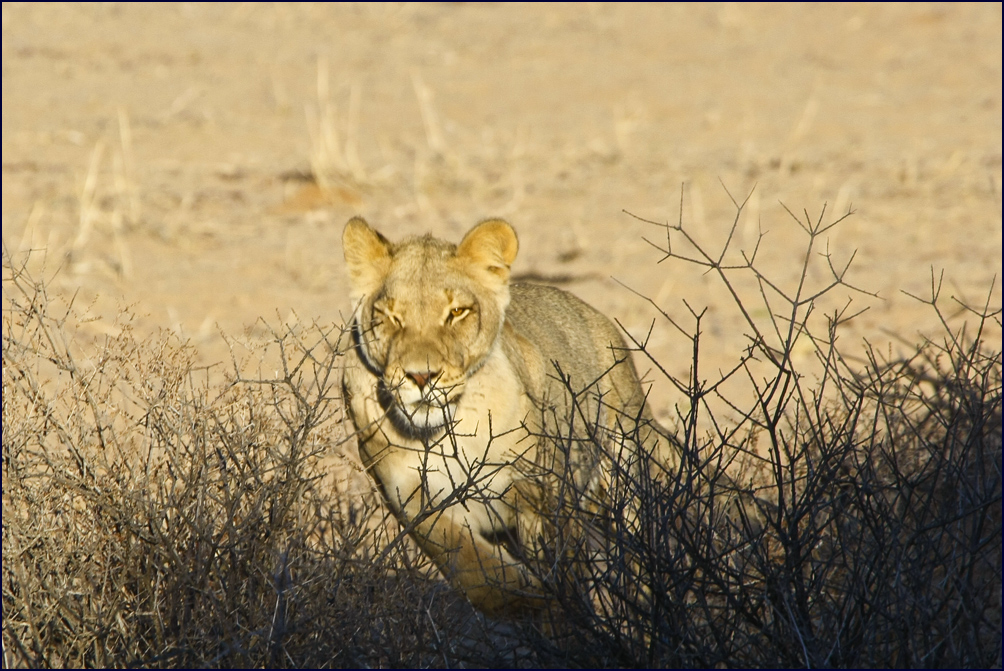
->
(342, 217, 519, 440)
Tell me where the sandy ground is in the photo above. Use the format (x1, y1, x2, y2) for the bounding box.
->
(3, 3, 1001, 423)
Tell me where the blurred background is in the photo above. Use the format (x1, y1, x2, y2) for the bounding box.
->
(3, 3, 1001, 417)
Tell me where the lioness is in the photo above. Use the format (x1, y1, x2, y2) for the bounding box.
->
(341, 217, 675, 618)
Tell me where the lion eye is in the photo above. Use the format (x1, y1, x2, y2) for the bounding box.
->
(374, 307, 402, 329)
(448, 307, 470, 324)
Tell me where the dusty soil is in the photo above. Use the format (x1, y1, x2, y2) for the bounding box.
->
(3, 3, 1001, 422)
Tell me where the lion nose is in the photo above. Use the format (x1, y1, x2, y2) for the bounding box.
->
(406, 371, 437, 390)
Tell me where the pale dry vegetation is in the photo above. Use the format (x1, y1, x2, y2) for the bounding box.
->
(3, 196, 1001, 668)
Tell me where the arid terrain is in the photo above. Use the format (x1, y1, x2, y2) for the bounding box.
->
(3, 5, 1002, 667)
(3, 2, 1001, 416)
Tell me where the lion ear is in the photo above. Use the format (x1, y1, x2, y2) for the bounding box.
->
(343, 217, 392, 296)
(456, 218, 519, 282)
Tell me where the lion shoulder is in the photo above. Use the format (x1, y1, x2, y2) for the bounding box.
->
(500, 282, 636, 401)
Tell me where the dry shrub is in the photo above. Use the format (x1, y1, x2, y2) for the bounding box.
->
(1, 258, 519, 668)
(3, 189, 1001, 668)
(523, 191, 1002, 667)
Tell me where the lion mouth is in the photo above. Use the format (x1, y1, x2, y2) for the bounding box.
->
(377, 379, 459, 441)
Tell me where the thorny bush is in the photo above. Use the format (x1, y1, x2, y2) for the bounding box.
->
(3, 190, 1000, 667)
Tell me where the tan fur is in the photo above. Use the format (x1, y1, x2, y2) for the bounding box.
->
(340, 217, 675, 618)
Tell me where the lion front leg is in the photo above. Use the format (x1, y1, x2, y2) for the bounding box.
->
(401, 498, 550, 619)
(371, 457, 549, 619)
